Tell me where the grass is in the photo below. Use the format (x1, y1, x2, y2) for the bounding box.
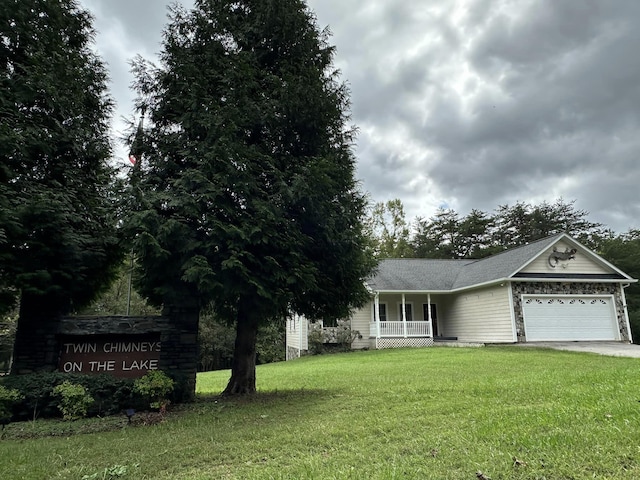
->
(1, 346, 640, 479)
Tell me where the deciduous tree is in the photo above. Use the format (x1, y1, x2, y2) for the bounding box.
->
(367, 199, 412, 258)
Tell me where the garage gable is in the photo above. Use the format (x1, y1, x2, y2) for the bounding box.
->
(517, 237, 627, 278)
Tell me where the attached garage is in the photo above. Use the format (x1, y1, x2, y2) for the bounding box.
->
(522, 295, 619, 341)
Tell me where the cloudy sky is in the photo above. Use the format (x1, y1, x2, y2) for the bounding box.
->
(80, 0, 640, 233)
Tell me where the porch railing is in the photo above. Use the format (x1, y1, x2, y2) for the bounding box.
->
(369, 321, 432, 338)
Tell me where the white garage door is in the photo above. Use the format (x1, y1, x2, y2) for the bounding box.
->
(523, 295, 619, 341)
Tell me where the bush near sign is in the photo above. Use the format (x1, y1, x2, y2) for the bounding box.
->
(58, 334, 161, 379)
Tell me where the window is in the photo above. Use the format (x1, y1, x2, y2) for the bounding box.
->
(377, 303, 387, 321)
(423, 303, 438, 336)
(422, 304, 437, 321)
(398, 303, 413, 321)
(323, 317, 338, 327)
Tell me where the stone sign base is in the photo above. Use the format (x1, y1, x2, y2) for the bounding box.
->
(11, 312, 199, 402)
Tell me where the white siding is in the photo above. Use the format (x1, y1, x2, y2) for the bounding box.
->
(350, 305, 372, 350)
(285, 314, 307, 350)
(443, 284, 515, 343)
(520, 240, 610, 274)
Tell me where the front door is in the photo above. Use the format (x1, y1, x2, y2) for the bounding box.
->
(423, 304, 438, 336)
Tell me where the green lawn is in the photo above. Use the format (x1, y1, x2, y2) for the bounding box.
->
(1, 346, 640, 479)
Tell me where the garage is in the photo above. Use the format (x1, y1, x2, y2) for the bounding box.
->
(523, 295, 619, 341)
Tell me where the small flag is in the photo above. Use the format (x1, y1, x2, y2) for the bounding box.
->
(128, 107, 146, 166)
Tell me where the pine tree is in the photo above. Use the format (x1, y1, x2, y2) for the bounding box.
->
(0, 0, 122, 370)
(128, 0, 375, 395)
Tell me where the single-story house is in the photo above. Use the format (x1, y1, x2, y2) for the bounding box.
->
(286, 233, 636, 359)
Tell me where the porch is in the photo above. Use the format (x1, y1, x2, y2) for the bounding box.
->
(369, 292, 439, 340)
(368, 320, 433, 338)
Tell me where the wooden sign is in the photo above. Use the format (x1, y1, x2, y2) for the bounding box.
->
(57, 334, 161, 379)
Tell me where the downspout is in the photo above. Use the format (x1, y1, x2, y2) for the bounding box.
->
(622, 283, 633, 343)
(507, 282, 518, 343)
(299, 313, 303, 356)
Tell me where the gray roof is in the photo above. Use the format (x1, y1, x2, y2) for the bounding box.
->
(366, 258, 474, 291)
(366, 234, 594, 292)
(452, 235, 560, 289)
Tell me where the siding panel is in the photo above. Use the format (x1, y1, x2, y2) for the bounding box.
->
(285, 314, 307, 351)
(444, 284, 515, 343)
(520, 241, 609, 274)
(350, 306, 372, 350)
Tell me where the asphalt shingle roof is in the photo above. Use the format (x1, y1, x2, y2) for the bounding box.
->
(366, 258, 473, 291)
(366, 234, 564, 292)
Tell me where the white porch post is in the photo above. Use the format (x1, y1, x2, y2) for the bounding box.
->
(402, 293, 407, 338)
(374, 292, 381, 339)
(427, 292, 432, 337)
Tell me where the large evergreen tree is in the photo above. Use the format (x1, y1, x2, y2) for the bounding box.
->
(128, 0, 375, 395)
(0, 0, 121, 369)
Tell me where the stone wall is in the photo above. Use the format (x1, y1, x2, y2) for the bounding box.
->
(286, 346, 302, 360)
(11, 311, 199, 401)
(511, 282, 630, 342)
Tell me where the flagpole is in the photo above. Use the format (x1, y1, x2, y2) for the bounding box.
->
(126, 248, 134, 316)
(126, 106, 145, 315)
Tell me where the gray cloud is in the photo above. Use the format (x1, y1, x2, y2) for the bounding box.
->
(79, 0, 640, 232)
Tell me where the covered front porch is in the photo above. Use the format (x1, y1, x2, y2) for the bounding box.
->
(368, 292, 446, 349)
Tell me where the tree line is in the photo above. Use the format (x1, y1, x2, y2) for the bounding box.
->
(367, 198, 617, 259)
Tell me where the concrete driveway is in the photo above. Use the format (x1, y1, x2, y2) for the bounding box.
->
(516, 341, 640, 358)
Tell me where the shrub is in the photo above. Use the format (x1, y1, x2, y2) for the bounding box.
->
(255, 318, 285, 364)
(308, 322, 324, 355)
(1, 372, 65, 419)
(1, 372, 142, 420)
(0, 385, 23, 425)
(629, 310, 640, 345)
(133, 370, 175, 412)
(335, 319, 362, 352)
(199, 310, 285, 371)
(308, 320, 361, 355)
(52, 381, 94, 420)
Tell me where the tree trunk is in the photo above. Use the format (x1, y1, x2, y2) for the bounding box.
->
(222, 301, 259, 396)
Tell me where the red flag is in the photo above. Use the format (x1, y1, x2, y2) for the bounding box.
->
(128, 107, 145, 165)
